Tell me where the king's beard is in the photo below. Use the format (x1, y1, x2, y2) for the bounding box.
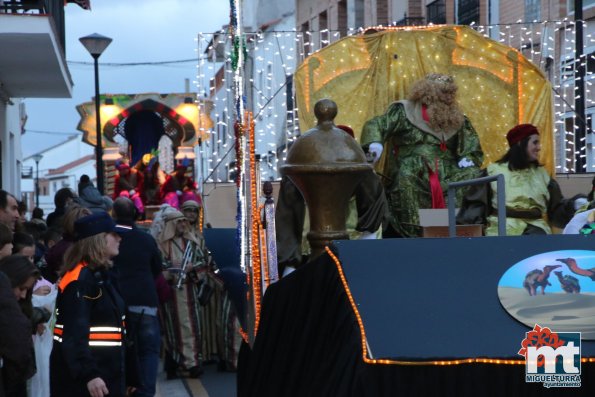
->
(425, 101, 465, 134)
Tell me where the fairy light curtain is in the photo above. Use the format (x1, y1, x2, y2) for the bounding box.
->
(195, 18, 595, 343)
(196, 21, 595, 178)
(295, 25, 554, 174)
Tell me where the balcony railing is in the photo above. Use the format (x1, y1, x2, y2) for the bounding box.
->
(21, 166, 33, 179)
(1, 0, 46, 14)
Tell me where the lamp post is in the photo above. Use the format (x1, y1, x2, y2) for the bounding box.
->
(32, 153, 43, 209)
(79, 33, 112, 194)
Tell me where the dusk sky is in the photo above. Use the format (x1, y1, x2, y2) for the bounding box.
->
(23, 0, 229, 159)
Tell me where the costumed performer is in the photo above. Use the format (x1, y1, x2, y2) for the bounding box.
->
(156, 210, 205, 379)
(276, 124, 388, 274)
(457, 124, 581, 235)
(113, 161, 145, 218)
(181, 200, 241, 371)
(137, 150, 165, 206)
(360, 73, 484, 237)
(160, 160, 202, 210)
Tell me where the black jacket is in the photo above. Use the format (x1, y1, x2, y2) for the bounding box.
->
(0, 272, 33, 397)
(50, 265, 127, 397)
(111, 224, 162, 308)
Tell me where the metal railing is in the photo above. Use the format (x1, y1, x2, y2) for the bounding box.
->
(447, 174, 506, 237)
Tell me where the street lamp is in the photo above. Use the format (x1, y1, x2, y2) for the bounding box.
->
(79, 33, 112, 194)
(32, 153, 43, 209)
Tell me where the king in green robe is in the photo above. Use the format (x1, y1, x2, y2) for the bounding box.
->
(360, 74, 484, 237)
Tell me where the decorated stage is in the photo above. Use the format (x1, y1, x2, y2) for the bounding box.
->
(237, 235, 595, 396)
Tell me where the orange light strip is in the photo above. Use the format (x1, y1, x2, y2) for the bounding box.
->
(199, 206, 204, 232)
(248, 112, 262, 335)
(326, 246, 594, 366)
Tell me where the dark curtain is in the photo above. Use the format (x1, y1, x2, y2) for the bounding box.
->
(237, 248, 595, 397)
(124, 111, 165, 166)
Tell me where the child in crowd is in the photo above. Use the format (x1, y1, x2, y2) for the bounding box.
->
(12, 231, 57, 397)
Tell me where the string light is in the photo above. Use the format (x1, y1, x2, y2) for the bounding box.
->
(193, 20, 595, 343)
(326, 246, 595, 366)
(248, 112, 263, 334)
(196, 20, 595, 178)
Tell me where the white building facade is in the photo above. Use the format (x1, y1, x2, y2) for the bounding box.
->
(1, 5, 73, 197)
(22, 136, 95, 215)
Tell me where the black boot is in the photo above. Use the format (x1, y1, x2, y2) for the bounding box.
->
(164, 353, 179, 380)
(188, 365, 204, 378)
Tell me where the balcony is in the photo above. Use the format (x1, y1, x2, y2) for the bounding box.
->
(0, 0, 72, 98)
(21, 165, 33, 179)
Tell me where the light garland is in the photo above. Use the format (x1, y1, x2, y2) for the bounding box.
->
(247, 112, 262, 334)
(196, 19, 595, 179)
(326, 246, 595, 366)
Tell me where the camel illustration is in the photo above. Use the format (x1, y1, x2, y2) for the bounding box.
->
(557, 258, 595, 281)
(523, 265, 561, 296)
(554, 271, 581, 293)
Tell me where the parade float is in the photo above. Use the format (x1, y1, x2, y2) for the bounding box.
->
(75, 92, 213, 219)
(235, 25, 595, 397)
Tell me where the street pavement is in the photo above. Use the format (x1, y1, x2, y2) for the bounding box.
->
(155, 363, 237, 397)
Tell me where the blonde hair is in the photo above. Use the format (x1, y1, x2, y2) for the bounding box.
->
(408, 74, 464, 133)
(63, 205, 92, 238)
(61, 232, 112, 274)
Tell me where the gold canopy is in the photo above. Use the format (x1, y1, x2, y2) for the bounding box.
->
(294, 25, 555, 174)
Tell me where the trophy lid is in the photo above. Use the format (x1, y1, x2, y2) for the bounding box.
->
(285, 99, 367, 166)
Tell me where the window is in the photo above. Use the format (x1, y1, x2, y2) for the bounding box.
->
(222, 110, 227, 145)
(285, 75, 294, 112)
(427, 0, 446, 24)
(568, 0, 595, 13)
(376, 0, 389, 26)
(338, 0, 348, 35)
(319, 10, 328, 48)
(267, 64, 273, 116)
(354, 0, 364, 30)
(560, 57, 575, 81)
(525, 0, 540, 22)
(456, 0, 479, 25)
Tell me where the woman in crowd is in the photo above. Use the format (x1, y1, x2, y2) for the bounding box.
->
(458, 124, 579, 235)
(44, 205, 91, 283)
(0, 255, 42, 397)
(49, 212, 134, 397)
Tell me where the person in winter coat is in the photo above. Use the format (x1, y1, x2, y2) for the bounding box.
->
(77, 175, 113, 214)
(0, 255, 41, 397)
(49, 212, 134, 397)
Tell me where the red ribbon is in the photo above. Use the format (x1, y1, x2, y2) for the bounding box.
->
(427, 158, 445, 209)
